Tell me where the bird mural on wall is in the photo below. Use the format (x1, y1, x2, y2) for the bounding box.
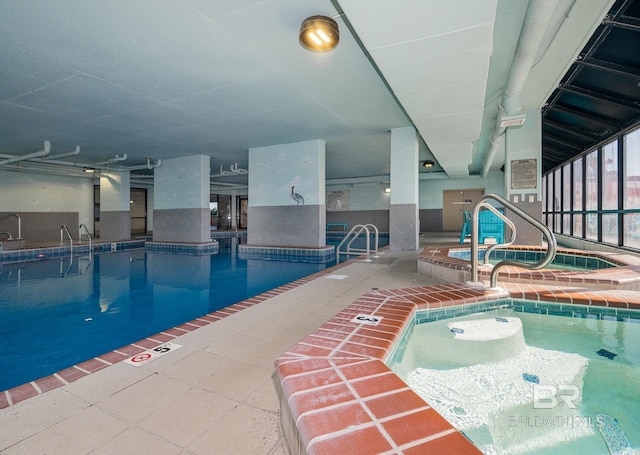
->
(291, 186, 305, 205)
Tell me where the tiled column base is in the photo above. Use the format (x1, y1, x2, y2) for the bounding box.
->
(99, 210, 131, 241)
(145, 240, 218, 255)
(239, 244, 333, 262)
(248, 205, 325, 248)
(389, 204, 419, 251)
(153, 208, 210, 243)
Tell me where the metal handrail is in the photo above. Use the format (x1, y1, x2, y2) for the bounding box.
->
(470, 193, 557, 289)
(480, 204, 517, 264)
(60, 224, 73, 255)
(336, 223, 380, 263)
(364, 224, 380, 257)
(78, 223, 92, 250)
(0, 213, 22, 239)
(0, 231, 13, 240)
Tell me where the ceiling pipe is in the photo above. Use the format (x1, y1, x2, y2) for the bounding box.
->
(40, 145, 81, 161)
(0, 160, 96, 178)
(0, 140, 51, 165)
(481, 0, 561, 177)
(211, 163, 248, 178)
(30, 145, 82, 165)
(126, 158, 162, 171)
(94, 153, 127, 166)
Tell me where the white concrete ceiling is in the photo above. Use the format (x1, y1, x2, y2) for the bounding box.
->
(0, 0, 611, 186)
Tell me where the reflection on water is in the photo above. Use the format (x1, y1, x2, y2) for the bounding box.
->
(0, 238, 329, 391)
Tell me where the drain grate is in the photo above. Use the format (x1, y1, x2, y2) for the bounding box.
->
(596, 348, 617, 360)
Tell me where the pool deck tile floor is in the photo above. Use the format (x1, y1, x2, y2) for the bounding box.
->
(2, 233, 640, 454)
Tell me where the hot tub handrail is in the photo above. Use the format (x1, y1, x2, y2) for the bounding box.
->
(470, 193, 557, 289)
(0, 213, 22, 239)
(481, 204, 517, 263)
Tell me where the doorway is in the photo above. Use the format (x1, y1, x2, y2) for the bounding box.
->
(443, 189, 484, 231)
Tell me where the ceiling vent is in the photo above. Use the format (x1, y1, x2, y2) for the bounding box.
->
(499, 114, 527, 127)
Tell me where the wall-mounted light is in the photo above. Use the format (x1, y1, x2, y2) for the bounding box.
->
(422, 160, 435, 168)
(299, 15, 339, 52)
(384, 187, 391, 193)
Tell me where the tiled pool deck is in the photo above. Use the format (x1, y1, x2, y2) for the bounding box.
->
(2, 233, 640, 454)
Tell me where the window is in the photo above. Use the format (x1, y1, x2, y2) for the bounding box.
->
(562, 164, 571, 235)
(624, 128, 640, 248)
(585, 150, 598, 240)
(572, 158, 583, 236)
(542, 174, 548, 227)
(602, 141, 618, 244)
(553, 169, 561, 232)
(546, 125, 640, 250)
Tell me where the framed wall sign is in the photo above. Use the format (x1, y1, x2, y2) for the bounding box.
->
(511, 159, 537, 189)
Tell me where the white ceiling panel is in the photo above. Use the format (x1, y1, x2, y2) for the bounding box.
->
(0, 0, 609, 183)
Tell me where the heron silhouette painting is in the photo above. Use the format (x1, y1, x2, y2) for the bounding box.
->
(291, 186, 305, 205)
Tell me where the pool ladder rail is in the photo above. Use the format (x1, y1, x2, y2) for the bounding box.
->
(59, 224, 94, 276)
(0, 213, 22, 239)
(336, 224, 380, 264)
(469, 193, 557, 290)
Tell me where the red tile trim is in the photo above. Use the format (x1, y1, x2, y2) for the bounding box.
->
(276, 280, 640, 454)
(275, 286, 496, 454)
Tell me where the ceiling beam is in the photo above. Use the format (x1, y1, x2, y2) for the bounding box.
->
(558, 85, 640, 112)
(550, 104, 622, 130)
(542, 145, 571, 160)
(575, 57, 640, 80)
(601, 18, 640, 32)
(543, 118, 601, 141)
(544, 133, 586, 151)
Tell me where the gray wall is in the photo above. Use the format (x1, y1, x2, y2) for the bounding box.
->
(419, 209, 443, 232)
(0, 211, 78, 244)
(326, 210, 389, 231)
(506, 201, 544, 246)
(248, 205, 325, 247)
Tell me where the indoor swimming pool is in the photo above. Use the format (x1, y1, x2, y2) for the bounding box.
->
(0, 238, 332, 391)
(391, 307, 640, 454)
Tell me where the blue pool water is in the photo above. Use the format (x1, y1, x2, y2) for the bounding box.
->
(392, 306, 640, 454)
(0, 239, 333, 391)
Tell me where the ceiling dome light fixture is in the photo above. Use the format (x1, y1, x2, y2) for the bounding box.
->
(423, 160, 435, 168)
(299, 15, 339, 52)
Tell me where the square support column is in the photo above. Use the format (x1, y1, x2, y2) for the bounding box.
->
(390, 127, 419, 251)
(99, 170, 131, 241)
(153, 155, 211, 243)
(504, 109, 543, 245)
(247, 140, 325, 248)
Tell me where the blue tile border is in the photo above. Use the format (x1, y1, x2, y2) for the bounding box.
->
(210, 230, 247, 239)
(145, 240, 219, 255)
(238, 244, 335, 263)
(415, 299, 640, 325)
(0, 240, 145, 264)
(447, 248, 617, 270)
